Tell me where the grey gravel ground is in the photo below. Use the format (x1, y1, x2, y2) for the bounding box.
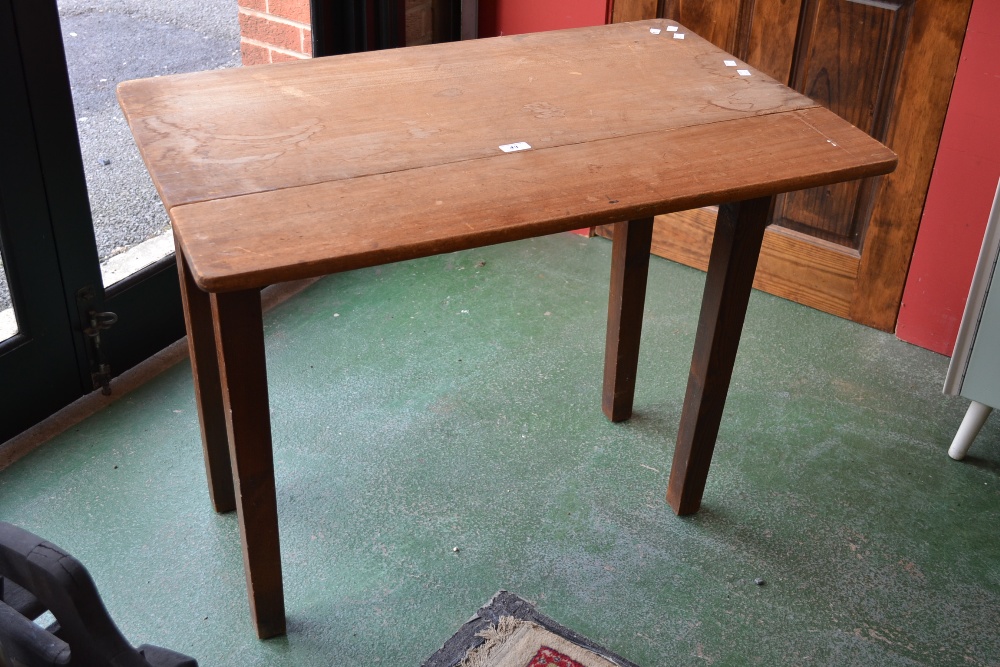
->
(0, 0, 240, 313)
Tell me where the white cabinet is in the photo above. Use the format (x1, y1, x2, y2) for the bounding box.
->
(944, 179, 1000, 459)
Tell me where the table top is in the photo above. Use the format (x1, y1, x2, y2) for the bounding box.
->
(118, 19, 896, 292)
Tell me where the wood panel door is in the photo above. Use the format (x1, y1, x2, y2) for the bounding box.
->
(604, 0, 973, 330)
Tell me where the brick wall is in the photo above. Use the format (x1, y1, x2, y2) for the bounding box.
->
(238, 0, 434, 65)
(238, 0, 312, 64)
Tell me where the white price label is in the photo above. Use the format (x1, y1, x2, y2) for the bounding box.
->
(499, 142, 532, 153)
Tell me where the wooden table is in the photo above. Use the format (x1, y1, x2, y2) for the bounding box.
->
(118, 20, 896, 638)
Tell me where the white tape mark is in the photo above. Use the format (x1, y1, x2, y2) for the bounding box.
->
(737, 69, 752, 76)
(827, 139, 839, 147)
(500, 142, 531, 153)
(724, 59, 737, 67)
(666, 25, 678, 32)
(650, 28, 661, 34)
(673, 33, 685, 40)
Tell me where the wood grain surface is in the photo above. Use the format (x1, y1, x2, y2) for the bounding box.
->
(118, 19, 895, 292)
(611, 0, 659, 23)
(848, 0, 973, 329)
(119, 20, 812, 208)
(170, 106, 894, 291)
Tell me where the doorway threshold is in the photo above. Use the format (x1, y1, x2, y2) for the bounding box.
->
(0, 274, 319, 470)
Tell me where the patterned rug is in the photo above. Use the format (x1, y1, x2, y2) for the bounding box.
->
(422, 591, 641, 667)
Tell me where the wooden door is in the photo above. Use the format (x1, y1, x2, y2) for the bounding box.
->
(603, 0, 973, 330)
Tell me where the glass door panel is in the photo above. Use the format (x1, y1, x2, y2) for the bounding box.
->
(0, 253, 15, 341)
(57, 0, 239, 289)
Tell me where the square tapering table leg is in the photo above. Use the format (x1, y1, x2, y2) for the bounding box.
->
(602, 217, 654, 422)
(667, 197, 772, 515)
(176, 246, 235, 513)
(210, 289, 286, 639)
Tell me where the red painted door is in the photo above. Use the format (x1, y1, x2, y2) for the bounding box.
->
(896, 0, 1000, 355)
(479, 0, 610, 38)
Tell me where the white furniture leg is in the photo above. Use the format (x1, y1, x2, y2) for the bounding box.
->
(949, 401, 994, 460)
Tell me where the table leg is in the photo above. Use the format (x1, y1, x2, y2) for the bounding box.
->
(210, 289, 286, 639)
(175, 246, 235, 513)
(602, 217, 654, 422)
(667, 197, 772, 515)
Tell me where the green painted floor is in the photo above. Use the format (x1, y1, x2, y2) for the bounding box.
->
(1, 233, 998, 666)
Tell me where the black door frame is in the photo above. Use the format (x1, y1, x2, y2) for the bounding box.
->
(309, 0, 473, 56)
(0, 0, 85, 441)
(0, 0, 185, 443)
